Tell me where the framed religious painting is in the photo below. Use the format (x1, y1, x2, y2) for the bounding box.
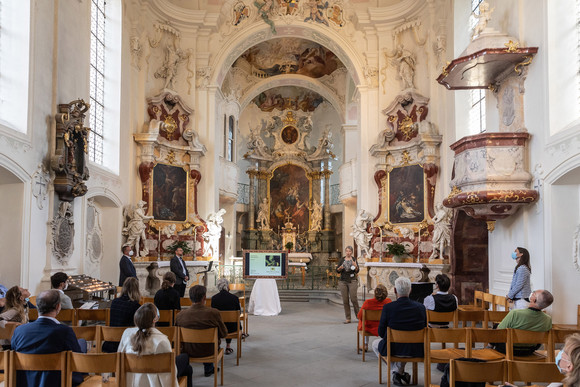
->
(151, 163, 188, 222)
(387, 163, 426, 225)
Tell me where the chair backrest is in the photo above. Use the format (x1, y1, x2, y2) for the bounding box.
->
(180, 297, 192, 307)
(9, 351, 67, 387)
(229, 283, 245, 293)
(0, 350, 8, 386)
(507, 360, 563, 383)
(484, 310, 509, 328)
(219, 310, 241, 328)
(156, 326, 179, 349)
(121, 352, 176, 385)
(483, 293, 495, 310)
(470, 328, 508, 348)
(141, 297, 154, 305)
(426, 310, 457, 327)
(205, 298, 212, 307)
(428, 327, 470, 355)
(508, 329, 553, 361)
(158, 309, 173, 326)
(361, 309, 383, 332)
(386, 327, 427, 359)
(450, 359, 506, 384)
(27, 308, 38, 322)
(0, 322, 19, 341)
(552, 328, 580, 345)
(75, 308, 110, 326)
(474, 290, 484, 308)
(66, 352, 120, 387)
(71, 326, 100, 345)
(100, 326, 129, 342)
(179, 327, 219, 358)
(457, 309, 485, 328)
(56, 308, 76, 324)
(493, 295, 510, 311)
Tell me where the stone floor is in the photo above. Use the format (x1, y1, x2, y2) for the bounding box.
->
(190, 300, 439, 387)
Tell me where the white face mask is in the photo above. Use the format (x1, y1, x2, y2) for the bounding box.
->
(129, 250, 134, 256)
(64, 282, 68, 291)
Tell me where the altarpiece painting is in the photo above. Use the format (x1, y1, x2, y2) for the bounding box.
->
(269, 164, 311, 233)
(152, 163, 188, 221)
(388, 164, 425, 225)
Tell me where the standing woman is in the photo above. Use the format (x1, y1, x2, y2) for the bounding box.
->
(337, 246, 360, 324)
(507, 247, 532, 309)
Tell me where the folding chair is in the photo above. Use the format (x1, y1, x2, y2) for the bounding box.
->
(71, 326, 100, 353)
(8, 351, 67, 387)
(121, 352, 187, 387)
(449, 358, 506, 386)
(507, 328, 553, 362)
(66, 351, 120, 387)
(75, 308, 110, 326)
(426, 327, 470, 386)
(357, 309, 382, 362)
(469, 328, 507, 361)
(378, 327, 428, 386)
(220, 310, 242, 366)
(507, 360, 564, 385)
(179, 327, 224, 387)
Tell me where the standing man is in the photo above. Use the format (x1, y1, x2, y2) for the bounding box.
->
(50, 272, 73, 309)
(11, 290, 85, 386)
(119, 245, 137, 287)
(171, 247, 189, 297)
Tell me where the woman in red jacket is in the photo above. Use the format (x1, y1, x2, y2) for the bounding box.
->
(357, 284, 391, 350)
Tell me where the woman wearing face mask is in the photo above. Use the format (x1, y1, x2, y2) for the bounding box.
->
(557, 333, 580, 386)
(336, 246, 360, 324)
(0, 286, 29, 324)
(506, 247, 532, 309)
(118, 303, 193, 387)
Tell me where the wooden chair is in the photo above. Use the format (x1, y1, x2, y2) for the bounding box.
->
(230, 283, 248, 336)
(205, 298, 212, 307)
(449, 358, 506, 386)
(357, 309, 382, 362)
(8, 351, 68, 387)
(99, 326, 129, 353)
(173, 309, 182, 324)
(180, 298, 192, 307)
(493, 295, 510, 311)
(75, 308, 110, 326)
(66, 351, 120, 387)
(483, 292, 495, 311)
(553, 304, 580, 330)
(158, 309, 174, 326)
(544, 327, 580, 360)
(458, 290, 484, 311)
(469, 328, 507, 361)
(219, 310, 242, 366)
(121, 352, 187, 387)
(27, 308, 38, 322)
(0, 322, 19, 342)
(457, 309, 485, 328)
(71, 326, 101, 353)
(179, 327, 224, 387)
(507, 328, 553, 362)
(28, 296, 36, 307)
(142, 296, 154, 304)
(378, 328, 428, 386)
(57, 308, 76, 325)
(0, 350, 8, 386)
(484, 310, 509, 329)
(426, 310, 458, 328)
(156, 326, 179, 350)
(426, 327, 470, 386)
(507, 360, 564, 384)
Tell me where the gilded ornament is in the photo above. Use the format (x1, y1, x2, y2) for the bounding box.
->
(441, 61, 451, 77)
(166, 150, 176, 164)
(398, 116, 416, 140)
(448, 186, 462, 197)
(486, 220, 496, 232)
(282, 111, 296, 126)
(514, 55, 533, 75)
(504, 40, 519, 53)
(401, 150, 412, 165)
(164, 115, 177, 140)
(388, 115, 397, 123)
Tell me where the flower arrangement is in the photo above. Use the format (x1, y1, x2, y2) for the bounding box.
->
(166, 240, 192, 255)
(387, 242, 406, 256)
(285, 242, 294, 251)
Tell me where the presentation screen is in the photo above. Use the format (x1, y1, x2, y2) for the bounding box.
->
(243, 250, 288, 279)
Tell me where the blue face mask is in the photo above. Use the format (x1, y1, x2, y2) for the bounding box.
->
(511, 251, 518, 260)
(24, 297, 30, 303)
(555, 350, 565, 373)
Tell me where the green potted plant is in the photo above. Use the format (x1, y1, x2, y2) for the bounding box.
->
(387, 242, 407, 263)
(166, 240, 193, 257)
(285, 241, 294, 252)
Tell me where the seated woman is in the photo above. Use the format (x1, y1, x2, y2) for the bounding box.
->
(102, 277, 141, 352)
(211, 278, 241, 355)
(356, 284, 391, 350)
(154, 272, 180, 327)
(0, 286, 28, 349)
(118, 303, 193, 387)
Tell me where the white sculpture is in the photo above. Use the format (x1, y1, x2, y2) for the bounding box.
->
(154, 44, 189, 90)
(394, 44, 416, 89)
(472, 1, 495, 38)
(256, 198, 270, 230)
(429, 203, 452, 260)
(203, 208, 226, 258)
(309, 199, 323, 231)
(122, 201, 154, 258)
(351, 209, 374, 257)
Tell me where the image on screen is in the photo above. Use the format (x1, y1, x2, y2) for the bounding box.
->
(243, 250, 288, 279)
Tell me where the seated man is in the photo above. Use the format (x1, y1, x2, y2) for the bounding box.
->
(176, 285, 227, 377)
(423, 273, 458, 327)
(11, 290, 85, 386)
(494, 289, 554, 356)
(372, 277, 427, 386)
(211, 278, 242, 355)
(51, 271, 73, 309)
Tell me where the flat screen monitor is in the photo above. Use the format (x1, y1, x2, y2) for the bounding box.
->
(243, 250, 288, 279)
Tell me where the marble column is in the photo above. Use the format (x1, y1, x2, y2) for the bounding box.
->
(247, 169, 257, 229)
(323, 168, 332, 230)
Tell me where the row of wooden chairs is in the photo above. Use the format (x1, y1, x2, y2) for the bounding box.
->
(28, 307, 110, 326)
(459, 290, 510, 312)
(0, 350, 188, 387)
(377, 326, 580, 386)
(449, 359, 563, 386)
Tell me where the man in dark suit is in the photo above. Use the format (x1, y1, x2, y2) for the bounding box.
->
(11, 290, 85, 386)
(372, 276, 427, 386)
(176, 285, 227, 377)
(211, 278, 242, 355)
(170, 247, 189, 297)
(119, 245, 137, 286)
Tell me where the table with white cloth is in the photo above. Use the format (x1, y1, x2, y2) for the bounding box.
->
(248, 279, 281, 316)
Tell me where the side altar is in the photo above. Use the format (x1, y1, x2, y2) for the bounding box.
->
(135, 260, 211, 296)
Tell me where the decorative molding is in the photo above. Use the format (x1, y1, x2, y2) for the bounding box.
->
(51, 202, 75, 264)
(32, 164, 52, 210)
(574, 225, 580, 272)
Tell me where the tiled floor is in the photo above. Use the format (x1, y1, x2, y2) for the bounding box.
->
(190, 300, 438, 387)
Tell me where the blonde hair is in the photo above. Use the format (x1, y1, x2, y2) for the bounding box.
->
(130, 303, 157, 355)
(122, 277, 141, 303)
(4, 286, 27, 323)
(563, 333, 580, 386)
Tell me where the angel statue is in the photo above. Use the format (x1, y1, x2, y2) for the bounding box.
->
(122, 200, 154, 258)
(429, 203, 452, 260)
(309, 199, 323, 231)
(256, 198, 270, 230)
(472, 1, 495, 38)
(203, 208, 226, 258)
(154, 44, 189, 90)
(350, 209, 374, 258)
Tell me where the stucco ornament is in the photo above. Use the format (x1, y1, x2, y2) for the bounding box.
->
(203, 208, 226, 259)
(32, 164, 51, 210)
(573, 225, 580, 272)
(351, 209, 374, 258)
(309, 199, 323, 231)
(429, 203, 452, 260)
(51, 201, 75, 264)
(472, 1, 495, 38)
(122, 201, 154, 258)
(256, 198, 270, 230)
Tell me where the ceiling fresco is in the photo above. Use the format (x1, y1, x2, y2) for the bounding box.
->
(252, 86, 324, 112)
(233, 38, 344, 79)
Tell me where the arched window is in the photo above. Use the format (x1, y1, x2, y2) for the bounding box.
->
(226, 115, 235, 162)
(89, 0, 106, 165)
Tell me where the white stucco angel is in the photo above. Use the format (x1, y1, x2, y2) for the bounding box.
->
(122, 200, 154, 258)
(154, 44, 189, 90)
(351, 209, 374, 257)
(394, 44, 416, 90)
(309, 199, 323, 231)
(203, 208, 226, 258)
(472, 1, 494, 38)
(429, 203, 452, 260)
(256, 198, 270, 230)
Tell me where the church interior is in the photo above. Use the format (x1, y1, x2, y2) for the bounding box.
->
(1, 0, 580, 347)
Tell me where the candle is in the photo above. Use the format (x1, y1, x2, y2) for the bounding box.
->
(158, 225, 161, 261)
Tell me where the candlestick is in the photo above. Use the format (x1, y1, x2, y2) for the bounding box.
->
(158, 226, 161, 261)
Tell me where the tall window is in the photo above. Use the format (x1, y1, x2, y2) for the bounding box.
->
(469, 89, 486, 134)
(226, 115, 235, 162)
(469, 0, 484, 31)
(89, 0, 106, 165)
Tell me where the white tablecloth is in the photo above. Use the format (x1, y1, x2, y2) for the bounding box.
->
(248, 279, 281, 316)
